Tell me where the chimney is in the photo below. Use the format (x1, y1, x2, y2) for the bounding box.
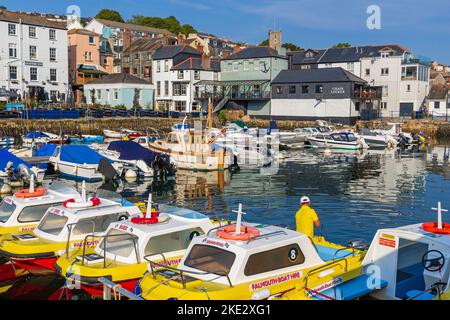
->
(196, 44, 204, 54)
(202, 53, 211, 70)
(123, 29, 132, 50)
(177, 33, 186, 44)
(233, 44, 242, 54)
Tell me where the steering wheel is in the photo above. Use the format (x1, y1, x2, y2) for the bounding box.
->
(422, 250, 446, 272)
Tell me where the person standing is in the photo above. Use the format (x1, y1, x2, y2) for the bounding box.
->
(295, 196, 320, 238)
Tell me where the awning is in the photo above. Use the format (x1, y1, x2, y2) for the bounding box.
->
(194, 79, 269, 87)
(77, 65, 108, 76)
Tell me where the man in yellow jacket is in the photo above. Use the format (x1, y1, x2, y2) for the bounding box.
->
(295, 196, 320, 238)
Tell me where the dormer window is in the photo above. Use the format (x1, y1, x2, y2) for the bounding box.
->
(380, 51, 390, 58)
(305, 51, 314, 58)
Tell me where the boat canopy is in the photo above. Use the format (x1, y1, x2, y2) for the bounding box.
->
(107, 140, 168, 165)
(24, 131, 50, 139)
(60, 145, 107, 165)
(0, 149, 31, 171)
(36, 144, 57, 157)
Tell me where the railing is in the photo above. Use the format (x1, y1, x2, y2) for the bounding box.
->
(195, 91, 271, 101)
(65, 220, 97, 259)
(145, 259, 233, 289)
(99, 277, 144, 300)
(303, 258, 349, 289)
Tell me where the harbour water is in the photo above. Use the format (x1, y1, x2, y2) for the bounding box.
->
(1, 140, 450, 299)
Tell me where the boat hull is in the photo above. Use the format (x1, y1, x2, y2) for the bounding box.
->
(307, 138, 362, 150)
(51, 160, 104, 182)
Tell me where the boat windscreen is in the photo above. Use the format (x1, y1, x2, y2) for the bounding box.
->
(37, 212, 68, 236)
(0, 198, 16, 223)
(98, 229, 138, 258)
(184, 244, 236, 276)
(159, 204, 207, 220)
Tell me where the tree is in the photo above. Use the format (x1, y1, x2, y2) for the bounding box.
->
(95, 9, 124, 23)
(259, 39, 302, 51)
(332, 42, 351, 48)
(128, 15, 197, 35)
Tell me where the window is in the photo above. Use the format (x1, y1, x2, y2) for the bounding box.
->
(132, 68, 138, 75)
(347, 62, 354, 72)
(98, 229, 138, 258)
(50, 90, 58, 101)
(174, 101, 186, 112)
(401, 66, 418, 81)
(243, 60, 249, 71)
(50, 48, 57, 61)
(407, 84, 411, 92)
(156, 61, 161, 72)
(315, 85, 323, 94)
(29, 26, 36, 38)
(233, 62, 239, 71)
(259, 61, 265, 71)
(381, 102, 388, 109)
(89, 36, 94, 44)
(365, 69, 370, 76)
(30, 67, 38, 81)
(276, 86, 283, 94)
(9, 66, 17, 80)
(434, 101, 440, 109)
(97, 89, 102, 99)
(381, 68, 389, 76)
(84, 51, 92, 61)
(383, 85, 389, 97)
(113, 89, 119, 100)
(0, 198, 16, 223)
(173, 83, 181, 96)
(18, 204, 59, 223)
(249, 61, 254, 70)
(157, 81, 161, 96)
(164, 81, 169, 96)
(49, 29, 56, 41)
(29, 46, 37, 60)
(227, 62, 232, 72)
(9, 43, 17, 58)
(144, 228, 204, 256)
(302, 85, 309, 94)
(355, 102, 360, 111)
(289, 86, 296, 94)
(37, 212, 68, 236)
(244, 244, 305, 276)
(50, 69, 57, 82)
(184, 244, 236, 275)
(164, 60, 169, 72)
(194, 70, 200, 80)
(8, 24, 16, 36)
(72, 213, 125, 236)
(380, 51, 389, 58)
(178, 71, 184, 79)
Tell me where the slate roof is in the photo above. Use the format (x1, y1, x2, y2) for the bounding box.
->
(68, 28, 101, 37)
(94, 18, 170, 35)
(171, 57, 221, 72)
(152, 45, 202, 60)
(428, 86, 449, 100)
(0, 10, 66, 30)
(288, 45, 409, 65)
(223, 46, 286, 60)
(123, 38, 165, 54)
(87, 73, 152, 85)
(272, 68, 367, 84)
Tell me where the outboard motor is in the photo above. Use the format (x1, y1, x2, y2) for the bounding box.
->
(98, 158, 120, 181)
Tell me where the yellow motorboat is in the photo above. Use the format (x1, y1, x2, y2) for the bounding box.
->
(0, 188, 141, 275)
(0, 180, 81, 236)
(55, 199, 227, 297)
(137, 204, 367, 300)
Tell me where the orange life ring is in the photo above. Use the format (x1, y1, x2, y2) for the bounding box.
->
(131, 211, 169, 225)
(216, 225, 261, 241)
(422, 222, 450, 235)
(14, 187, 46, 199)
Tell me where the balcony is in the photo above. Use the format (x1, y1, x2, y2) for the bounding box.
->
(194, 79, 271, 101)
(353, 86, 382, 100)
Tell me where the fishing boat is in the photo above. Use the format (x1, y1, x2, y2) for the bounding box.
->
(0, 184, 141, 274)
(103, 130, 126, 139)
(54, 195, 225, 296)
(49, 145, 124, 182)
(0, 149, 45, 183)
(0, 179, 80, 236)
(148, 123, 233, 172)
(137, 204, 366, 300)
(306, 131, 369, 150)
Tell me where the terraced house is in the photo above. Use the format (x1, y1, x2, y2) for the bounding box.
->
(0, 10, 68, 102)
(288, 45, 430, 118)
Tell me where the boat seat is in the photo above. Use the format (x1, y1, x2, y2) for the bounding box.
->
(406, 290, 435, 300)
(315, 245, 354, 262)
(310, 275, 388, 300)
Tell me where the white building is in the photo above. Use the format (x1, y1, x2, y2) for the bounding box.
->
(288, 45, 430, 118)
(0, 10, 68, 101)
(152, 45, 220, 113)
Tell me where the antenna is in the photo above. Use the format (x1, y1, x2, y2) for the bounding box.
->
(232, 203, 246, 235)
(432, 202, 448, 229)
(29, 174, 35, 193)
(146, 193, 153, 218)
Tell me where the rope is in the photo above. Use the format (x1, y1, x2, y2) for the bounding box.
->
(112, 284, 122, 300)
(305, 287, 336, 300)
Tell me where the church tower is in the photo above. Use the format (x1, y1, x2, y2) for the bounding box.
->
(268, 30, 282, 51)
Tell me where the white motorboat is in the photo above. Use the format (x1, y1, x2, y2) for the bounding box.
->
(372, 123, 415, 145)
(103, 129, 126, 139)
(356, 128, 398, 148)
(49, 145, 123, 182)
(0, 148, 45, 183)
(21, 131, 64, 147)
(306, 131, 369, 150)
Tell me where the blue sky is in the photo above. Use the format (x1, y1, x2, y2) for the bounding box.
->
(3, 0, 450, 63)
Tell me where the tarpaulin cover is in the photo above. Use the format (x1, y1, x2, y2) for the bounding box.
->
(36, 144, 57, 157)
(25, 131, 50, 139)
(0, 149, 32, 171)
(60, 145, 106, 165)
(107, 140, 167, 165)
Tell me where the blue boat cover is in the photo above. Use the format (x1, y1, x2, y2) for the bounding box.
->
(60, 145, 106, 165)
(25, 131, 50, 139)
(36, 144, 57, 157)
(107, 141, 167, 165)
(0, 149, 32, 171)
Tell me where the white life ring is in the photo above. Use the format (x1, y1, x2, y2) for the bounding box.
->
(63, 197, 101, 208)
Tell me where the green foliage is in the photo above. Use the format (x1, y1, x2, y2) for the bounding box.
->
(114, 104, 127, 110)
(332, 42, 352, 48)
(218, 110, 228, 125)
(128, 15, 197, 35)
(95, 9, 125, 23)
(0, 102, 6, 110)
(259, 39, 302, 51)
(259, 39, 269, 46)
